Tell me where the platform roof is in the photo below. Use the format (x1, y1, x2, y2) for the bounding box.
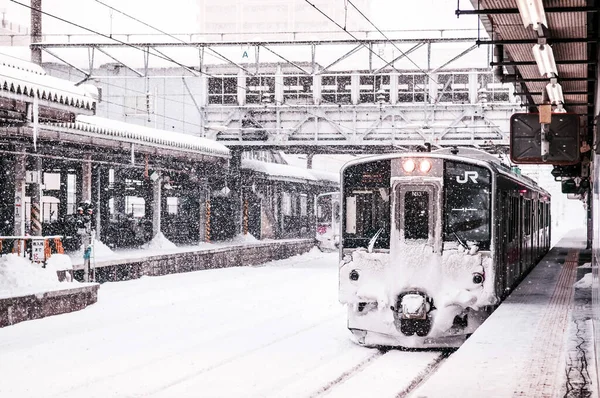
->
(0, 55, 98, 112)
(471, 0, 597, 121)
(47, 115, 230, 159)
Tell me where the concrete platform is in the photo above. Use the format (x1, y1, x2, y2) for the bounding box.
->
(413, 229, 597, 397)
(73, 238, 316, 283)
(0, 283, 99, 328)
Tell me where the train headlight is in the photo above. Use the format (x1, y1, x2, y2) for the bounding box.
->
(472, 272, 484, 285)
(350, 270, 360, 281)
(402, 159, 416, 173)
(419, 159, 432, 173)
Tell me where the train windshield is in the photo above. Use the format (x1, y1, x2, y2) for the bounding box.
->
(342, 160, 391, 250)
(443, 161, 491, 249)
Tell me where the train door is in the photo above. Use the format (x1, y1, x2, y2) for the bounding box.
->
(393, 183, 440, 251)
(496, 191, 509, 294)
(522, 198, 532, 274)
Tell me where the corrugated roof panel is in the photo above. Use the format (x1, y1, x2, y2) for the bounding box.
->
(553, 43, 587, 61)
(547, 13, 586, 38)
(557, 64, 587, 78)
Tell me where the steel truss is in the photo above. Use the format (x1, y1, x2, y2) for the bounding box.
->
(204, 102, 518, 154)
(27, 35, 483, 78)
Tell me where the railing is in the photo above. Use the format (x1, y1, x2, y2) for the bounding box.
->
(0, 235, 65, 263)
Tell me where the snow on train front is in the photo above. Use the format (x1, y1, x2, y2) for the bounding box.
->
(339, 153, 500, 348)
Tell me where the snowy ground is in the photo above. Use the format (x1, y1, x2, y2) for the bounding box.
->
(0, 248, 443, 398)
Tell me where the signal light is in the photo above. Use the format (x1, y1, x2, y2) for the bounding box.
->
(419, 160, 432, 173)
(403, 159, 416, 173)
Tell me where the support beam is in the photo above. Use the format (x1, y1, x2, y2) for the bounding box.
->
(476, 38, 595, 45)
(229, 151, 243, 237)
(82, 154, 92, 202)
(59, 170, 68, 219)
(456, 6, 600, 16)
(306, 191, 315, 239)
(30, 0, 42, 65)
(152, 171, 161, 237)
(491, 60, 595, 66)
(198, 179, 209, 243)
(95, 47, 144, 77)
(13, 148, 26, 237)
(373, 42, 425, 74)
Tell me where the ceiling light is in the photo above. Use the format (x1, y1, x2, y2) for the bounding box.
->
(555, 103, 567, 113)
(546, 82, 564, 105)
(532, 44, 558, 78)
(516, 0, 548, 32)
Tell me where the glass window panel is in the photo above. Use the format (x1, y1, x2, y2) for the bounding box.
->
(404, 191, 429, 240)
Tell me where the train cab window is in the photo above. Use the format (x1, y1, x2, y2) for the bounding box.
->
(342, 160, 391, 249)
(404, 191, 429, 239)
(443, 161, 491, 249)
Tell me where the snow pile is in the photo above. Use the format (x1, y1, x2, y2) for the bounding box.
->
(339, 239, 496, 340)
(44, 254, 73, 271)
(70, 239, 116, 262)
(574, 273, 592, 289)
(230, 233, 259, 244)
(143, 232, 177, 250)
(0, 254, 68, 298)
(578, 262, 592, 269)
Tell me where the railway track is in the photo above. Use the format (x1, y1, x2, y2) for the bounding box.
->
(307, 349, 451, 398)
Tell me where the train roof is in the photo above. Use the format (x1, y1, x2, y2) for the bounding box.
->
(341, 148, 551, 198)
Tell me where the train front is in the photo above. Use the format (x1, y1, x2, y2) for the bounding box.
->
(339, 155, 499, 348)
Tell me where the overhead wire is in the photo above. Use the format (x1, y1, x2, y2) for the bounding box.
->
(9, 0, 390, 137)
(345, 0, 437, 83)
(303, 0, 414, 77)
(91, 0, 255, 75)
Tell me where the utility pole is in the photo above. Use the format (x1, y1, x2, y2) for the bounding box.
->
(29, 0, 43, 245)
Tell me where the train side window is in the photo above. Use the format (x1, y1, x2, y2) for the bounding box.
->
(345, 196, 357, 234)
(524, 200, 528, 235)
(404, 191, 429, 240)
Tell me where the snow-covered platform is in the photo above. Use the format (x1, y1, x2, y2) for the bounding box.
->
(414, 229, 596, 397)
(70, 238, 316, 283)
(0, 283, 99, 328)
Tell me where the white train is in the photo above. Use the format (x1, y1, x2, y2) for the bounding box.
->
(339, 148, 551, 348)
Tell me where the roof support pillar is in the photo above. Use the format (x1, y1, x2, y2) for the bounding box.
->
(81, 154, 92, 202)
(198, 179, 210, 243)
(229, 150, 243, 237)
(30, 0, 42, 65)
(13, 145, 26, 238)
(151, 171, 162, 238)
(58, 169, 68, 220)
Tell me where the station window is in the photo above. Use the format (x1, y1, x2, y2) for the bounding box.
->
(398, 74, 427, 103)
(246, 76, 275, 104)
(358, 75, 390, 104)
(478, 73, 511, 103)
(437, 73, 469, 103)
(208, 76, 237, 105)
(283, 75, 313, 104)
(321, 75, 351, 104)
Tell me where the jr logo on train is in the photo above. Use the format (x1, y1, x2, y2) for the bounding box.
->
(338, 148, 551, 348)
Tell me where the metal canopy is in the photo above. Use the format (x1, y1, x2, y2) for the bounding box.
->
(465, 0, 598, 135)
